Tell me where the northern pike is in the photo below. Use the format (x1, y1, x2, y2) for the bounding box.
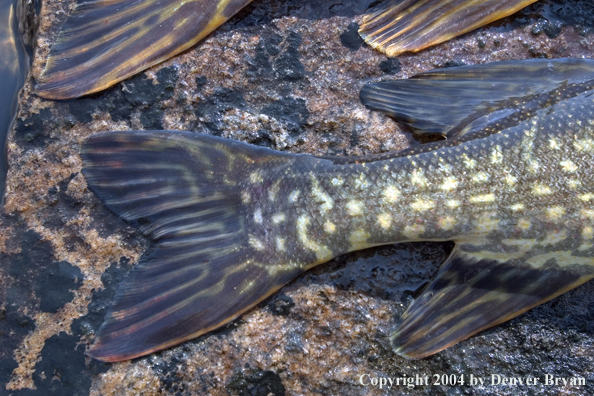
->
(37, 0, 538, 99)
(82, 58, 594, 362)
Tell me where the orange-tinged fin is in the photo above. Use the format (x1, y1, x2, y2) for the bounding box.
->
(36, 0, 252, 99)
(82, 131, 306, 361)
(359, 0, 538, 57)
(360, 58, 594, 137)
(392, 248, 594, 359)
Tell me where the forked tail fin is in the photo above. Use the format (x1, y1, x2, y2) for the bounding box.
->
(82, 131, 307, 361)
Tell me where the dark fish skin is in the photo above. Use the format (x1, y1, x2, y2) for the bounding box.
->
(82, 58, 594, 361)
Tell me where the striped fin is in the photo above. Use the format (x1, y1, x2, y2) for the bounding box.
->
(359, 0, 537, 57)
(36, 0, 252, 99)
(391, 247, 594, 359)
(82, 131, 306, 361)
(360, 58, 594, 137)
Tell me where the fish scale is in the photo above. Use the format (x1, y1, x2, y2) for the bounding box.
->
(80, 58, 594, 361)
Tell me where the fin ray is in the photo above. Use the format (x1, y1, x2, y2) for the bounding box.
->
(361, 59, 594, 137)
(359, 0, 538, 56)
(37, 0, 253, 99)
(392, 247, 594, 359)
(83, 131, 306, 361)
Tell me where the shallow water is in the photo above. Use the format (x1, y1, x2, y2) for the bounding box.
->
(0, 0, 27, 207)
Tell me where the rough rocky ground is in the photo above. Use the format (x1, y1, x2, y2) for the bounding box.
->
(1, 0, 594, 395)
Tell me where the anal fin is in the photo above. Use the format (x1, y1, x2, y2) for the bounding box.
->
(392, 247, 594, 359)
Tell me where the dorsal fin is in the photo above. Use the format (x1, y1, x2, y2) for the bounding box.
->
(391, 247, 594, 359)
(359, 0, 538, 56)
(361, 59, 594, 137)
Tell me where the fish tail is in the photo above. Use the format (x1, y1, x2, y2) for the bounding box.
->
(82, 131, 306, 361)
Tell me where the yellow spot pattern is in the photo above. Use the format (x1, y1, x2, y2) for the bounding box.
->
(446, 199, 460, 209)
(297, 215, 332, 261)
(472, 172, 489, 184)
(411, 199, 435, 211)
(567, 179, 582, 190)
(463, 154, 477, 169)
(469, 193, 495, 204)
(288, 190, 301, 203)
(517, 218, 531, 230)
(509, 203, 525, 212)
(249, 171, 263, 184)
(377, 213, 392, 230)
(272, 213, 286, 224)
(579, 193, 594, 202)
(532, 183, 553, 196)
(346, 200, 365, 216)
(403, 224, 425, 239)
(542, 230, 567, 245)
(574, 138, 594, 152)
(438, 216, 457, 231)
(324, 221, 336, 234)
(311, 178, 334, 213)
(560, 160, 578, 173)
(410, 170, 429, 188)
(349, 229, 371, 250)
(440, 177, 458, 191)
(546, 206, 566, 220)
(248, 235, 265, 251)
(382, 185, 400, 203)
(490, 146, 503, 164)
(505, 174, 517, 186)
(331, 177, 344, 187)
(276, 237, 286, 252)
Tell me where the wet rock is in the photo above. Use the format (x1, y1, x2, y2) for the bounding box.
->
(1, 0, 593, 395)
(379, 58, 401, 75)
(228, 370, 286, 396)
(35, 260, 83, 313)
(340, 22, 367, 51)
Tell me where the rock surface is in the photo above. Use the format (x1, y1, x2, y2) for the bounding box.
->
(1, 0, 594, 395)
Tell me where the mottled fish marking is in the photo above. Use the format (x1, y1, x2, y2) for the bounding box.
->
(82, 58, 594, 361)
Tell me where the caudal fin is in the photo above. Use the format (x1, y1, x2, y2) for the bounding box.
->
(82, 131, 306, 361)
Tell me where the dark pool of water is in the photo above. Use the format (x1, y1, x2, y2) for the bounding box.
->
(1, 0, 28, 207)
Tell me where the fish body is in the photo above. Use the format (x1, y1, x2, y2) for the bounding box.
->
(82, 58, 594, 361)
